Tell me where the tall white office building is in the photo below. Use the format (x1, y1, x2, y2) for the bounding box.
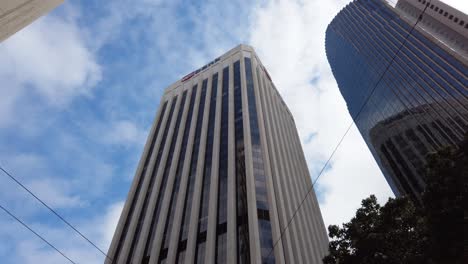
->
(106, 44, 328, 264)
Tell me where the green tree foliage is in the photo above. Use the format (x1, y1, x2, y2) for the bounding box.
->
(323, 136, 467, 264)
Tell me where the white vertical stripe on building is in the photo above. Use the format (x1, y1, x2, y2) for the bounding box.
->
(251, 57, 285, 264)
(185, 74, 213, 263)
(205, 68, 223, 263)
(283, 115, 321, 263)
(105, 97, 168, 264)
(226, 59, 237, 264)
(166, 82, 202, 264)
(266, 83, 302, 263)
(276, 97, 308, 264)
(120, 95, 182, 264)
(258, 70, 295, 263)
(240, 54, 263, 264)
(136, 88, 192, 263)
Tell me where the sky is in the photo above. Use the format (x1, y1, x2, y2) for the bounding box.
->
(0, 0, 466, 263)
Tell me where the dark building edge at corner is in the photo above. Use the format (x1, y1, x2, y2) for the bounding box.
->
(325, 0, 468, 202)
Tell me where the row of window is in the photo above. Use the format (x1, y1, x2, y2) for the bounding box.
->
(127, 94, 179, 264)
(418, 0, 467, 28)
(326, 0, 468, 199)
(145, 92, 188, 263)
(176, 80, 208, 263)
(233, 60, 251, 264)
(157, 86, 198, 263)
(195, 72, 219, 263)
(119, 56, 281, 263)
(113, 101, 168, 263)
(245, 57, 275, 264)
(130, 96, 179, 263)
(215, 66, 230, 263)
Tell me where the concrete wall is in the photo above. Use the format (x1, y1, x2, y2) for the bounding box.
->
(0, 0, 63, 42)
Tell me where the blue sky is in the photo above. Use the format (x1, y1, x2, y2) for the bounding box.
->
(0, 0, 465, 263)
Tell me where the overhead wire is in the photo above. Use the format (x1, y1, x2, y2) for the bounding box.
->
(0, 165, 114, 263)
(0, 203, 77, 264)
(264, 0, 432, 260)
(0, 0, 433, 263)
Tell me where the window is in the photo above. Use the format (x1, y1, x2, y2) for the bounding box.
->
(195, 73, 219, 262)
(460, 20, 464, 26)
(449, 14, 453, 19)
(454, 17, 458, 23)
(139, 95, 180, 260)
(233, 60, 250, 263)
(176, 80, 208, 260)
(159, 86, 198, 255)
(439, 9, 443, 14)
(435, 7, 438, 11)
(430, 4, 434, 9)
(444, 12, 448, 17)
(112, 101, 168, 263)
(216, 67, 229, 264)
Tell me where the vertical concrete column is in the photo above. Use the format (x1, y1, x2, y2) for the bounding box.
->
(205, 67, 223, 263)
(258, 72, 295, 263)
(283, 116, 321, 263)
(251, 58, 285, 264)
(275, 100, 307, 264)
(239, 53, 262, 264)
(185, 74, 213, 263)
(119, 93, 182, 264)
(226, 59, 237, 264)
(136, 88, 192, 263)
(166, 82, 202, 264)
(268, 87, 302, 264)
(106, 96, 167, 264)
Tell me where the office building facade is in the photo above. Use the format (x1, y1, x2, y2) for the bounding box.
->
(326, 0, 468, 201)
(106, 45, 328, 264)
(0, 0, 63, 42)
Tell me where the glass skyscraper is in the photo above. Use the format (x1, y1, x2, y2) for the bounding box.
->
(326, 0, 467, 201)
(106, 45, 329, 264)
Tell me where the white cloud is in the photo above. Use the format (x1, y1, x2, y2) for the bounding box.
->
(0, 12, 101, 126)
(104, 120, 147, 146)
(0, 153, 87, 213)
(98, 201, 125, 250)
(440, 0, 468, 13)
(248, 0, 394, 228)
(26, 178, 86, 209)
(0, 201, 124, 264)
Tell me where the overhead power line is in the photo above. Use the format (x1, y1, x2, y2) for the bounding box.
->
(0, 203, 77, 264)
(0, 165, 114, 263)
(265, 0, 432, 260)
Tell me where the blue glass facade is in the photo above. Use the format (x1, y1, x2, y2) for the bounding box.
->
(326, 0, 468, 200)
